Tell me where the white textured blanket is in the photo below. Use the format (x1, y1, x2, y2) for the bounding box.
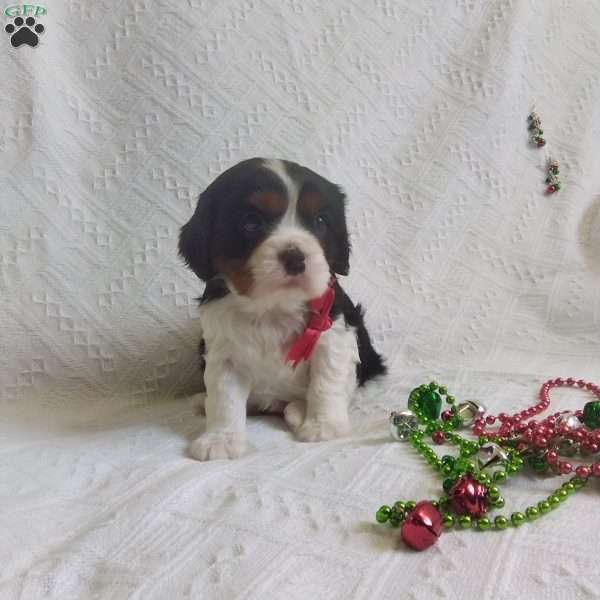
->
(2, 1, 600, 598)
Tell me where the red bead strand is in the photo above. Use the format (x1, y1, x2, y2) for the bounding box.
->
(473, 378, 600, 479)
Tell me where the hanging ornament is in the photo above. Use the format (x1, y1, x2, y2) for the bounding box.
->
(527, 111, 546, 147)
(545, 157, 562, 194)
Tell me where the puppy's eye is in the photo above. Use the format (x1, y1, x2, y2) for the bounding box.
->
(240, 213, 264, 236)
(315, 214, 329, 233)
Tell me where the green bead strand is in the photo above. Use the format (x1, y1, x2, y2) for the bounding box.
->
(493, 470, 507, 484)
(389, 513, 402, 527)
(511, 512, 526, 527)
(548, 495, 561, 508)
(492, 497, 505, 509)
(442, 463, 454, 476)
(505, 463, 520, 475)
(487, 486, 501, 502)
(459, 515, 472, 529)
(476, 472, 491, 486)
(376, 506, 391, 523)
(443, 478, 457, 493)
(538, 500, 551, 514)
(442, 514, 455, 529)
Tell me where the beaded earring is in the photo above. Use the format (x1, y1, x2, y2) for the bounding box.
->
(545, 157, 561, 194)
(527, 111, 546, 147)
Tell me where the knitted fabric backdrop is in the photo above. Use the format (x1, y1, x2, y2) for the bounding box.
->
(1, 1, 600, 598)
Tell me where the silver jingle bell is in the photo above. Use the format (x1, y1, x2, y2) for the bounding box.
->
(389, 410, 418, 442)
(554, 438, 578, 457)
(477, 442, 509, 470)
(456, 400, 486, 427)
(555, 412, 581, 431)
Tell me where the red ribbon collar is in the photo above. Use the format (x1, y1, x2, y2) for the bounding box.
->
(285, 279, 336, 368)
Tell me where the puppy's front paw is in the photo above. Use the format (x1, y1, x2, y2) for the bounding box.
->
(295, 417, 351, 443)
(190, 392, 207, 415)
(188, 431, 246, 461)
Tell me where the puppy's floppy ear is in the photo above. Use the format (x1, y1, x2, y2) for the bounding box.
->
(179, 192, 215, 281)
(332, 233, 351, 276)
(330, 186, 351, 276)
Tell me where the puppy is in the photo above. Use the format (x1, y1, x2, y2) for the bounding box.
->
(179, 158, 385, 460)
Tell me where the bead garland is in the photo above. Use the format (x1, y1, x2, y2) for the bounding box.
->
(378, 380, 598, 550)
(471, 378, 600, 477)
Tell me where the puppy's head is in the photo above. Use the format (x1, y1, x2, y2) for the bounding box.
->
(179, 158, 350, 304)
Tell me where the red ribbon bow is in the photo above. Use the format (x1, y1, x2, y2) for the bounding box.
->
(285, 280, 336, 368)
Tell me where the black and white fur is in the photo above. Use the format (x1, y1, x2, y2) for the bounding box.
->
(179, 158, 385, 460)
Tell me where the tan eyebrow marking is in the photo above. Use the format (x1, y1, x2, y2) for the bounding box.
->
(248, 191, 287, 216)
(298, 188, 324, 216)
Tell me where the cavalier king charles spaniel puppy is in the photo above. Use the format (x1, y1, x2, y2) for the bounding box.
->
(179, 158, 385, 461)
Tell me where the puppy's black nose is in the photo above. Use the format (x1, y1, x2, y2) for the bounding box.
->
(278, 246, 305, 275)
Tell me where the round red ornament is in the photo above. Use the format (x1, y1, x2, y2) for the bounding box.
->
(448, 475, 489, 518)
(400, 501, 442, 551)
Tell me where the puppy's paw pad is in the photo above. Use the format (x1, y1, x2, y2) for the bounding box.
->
(295, 418, 351, 442)
(189, 432, 246, 461)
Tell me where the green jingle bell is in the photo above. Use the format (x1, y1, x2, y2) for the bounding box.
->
(582, 401, 600, 429)
(418, 390, 442, 421)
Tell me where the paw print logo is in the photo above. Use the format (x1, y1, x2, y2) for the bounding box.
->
(5, 16, 45, 47)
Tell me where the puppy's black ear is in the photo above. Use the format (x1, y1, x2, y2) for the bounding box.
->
(330, 187, 351, 276)
(179, 192, 215, 281)
(332, 234, 350, 275)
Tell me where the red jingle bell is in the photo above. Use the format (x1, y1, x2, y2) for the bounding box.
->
(400, 501, 443, 551)
(449, 475, 489, 518)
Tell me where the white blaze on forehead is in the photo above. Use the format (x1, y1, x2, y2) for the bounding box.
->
(263, 159, 299, 225)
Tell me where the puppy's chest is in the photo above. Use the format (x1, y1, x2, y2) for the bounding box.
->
(200, 300, 307, 371)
